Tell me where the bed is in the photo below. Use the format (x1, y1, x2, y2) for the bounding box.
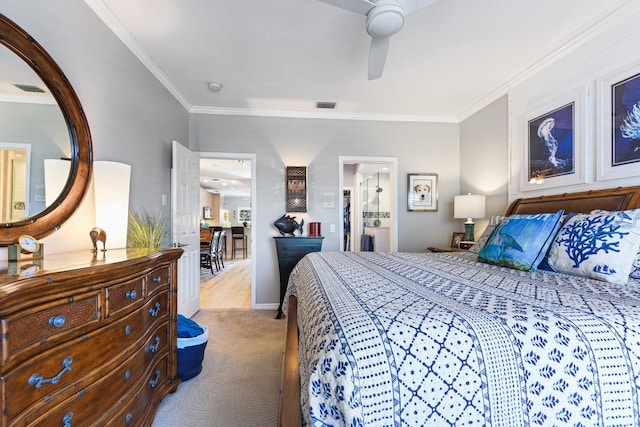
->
(278, 186, 640, 427)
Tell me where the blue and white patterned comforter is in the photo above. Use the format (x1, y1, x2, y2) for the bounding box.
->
(283, 251, 640, 427)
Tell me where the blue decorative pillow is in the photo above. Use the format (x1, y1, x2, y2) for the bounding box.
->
(478, 210, 564, 271)
(546, 209, 640, 284)
(469, 215, 506, 254)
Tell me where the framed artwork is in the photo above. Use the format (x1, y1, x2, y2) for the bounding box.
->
(521, 87, 586, 191)
(597, 64, 640, 181)
(203, 206, 212, 219)
(286, 166, 307, 212)
(451, 232, 465, 248)
(238, 207, 251, 224)
(407, 173, 437, 211)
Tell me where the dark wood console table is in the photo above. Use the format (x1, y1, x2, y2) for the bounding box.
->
(274, 236, 324, 319)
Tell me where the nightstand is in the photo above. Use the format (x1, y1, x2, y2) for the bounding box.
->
(274, 236, 324, 319)
(427, 246, 460, 253)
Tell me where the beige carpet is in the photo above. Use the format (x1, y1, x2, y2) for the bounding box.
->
(152, 309, 285, 427)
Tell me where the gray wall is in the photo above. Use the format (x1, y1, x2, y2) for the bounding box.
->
(4, 0, 189, 252)
(190, 114, 460, 306)
(459, 95, 509, 235)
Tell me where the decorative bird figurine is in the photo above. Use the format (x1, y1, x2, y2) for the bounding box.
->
(90, 227, 107, 253)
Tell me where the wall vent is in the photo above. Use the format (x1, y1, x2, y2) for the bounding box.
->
(14, 84, 45, 93)
(316, 101, 336, 109)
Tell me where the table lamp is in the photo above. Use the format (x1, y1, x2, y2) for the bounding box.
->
(454, 194, 486, 242)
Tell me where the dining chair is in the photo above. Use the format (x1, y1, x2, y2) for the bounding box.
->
(202, 231, 221, 274)
(215, 230, 226, 270)
(211, 226, 226, 259)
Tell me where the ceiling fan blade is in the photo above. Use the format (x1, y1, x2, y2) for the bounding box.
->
(317, 0, 376, 16)
(399, 0, 439, 15)
(368, 36, 390, 80)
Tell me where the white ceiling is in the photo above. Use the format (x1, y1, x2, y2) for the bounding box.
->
(200, 158, 252, 198)
(87, 0, 633, 122)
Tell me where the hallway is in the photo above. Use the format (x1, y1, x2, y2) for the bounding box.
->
(200, 257, 251, 309)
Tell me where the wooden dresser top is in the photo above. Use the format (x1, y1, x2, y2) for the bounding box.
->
(0, 247, 183, 309)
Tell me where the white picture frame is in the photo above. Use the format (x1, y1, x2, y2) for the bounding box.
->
(520, 87, 587, 191)
(597, 62, 640, 181)
(407, 173, 438, 211)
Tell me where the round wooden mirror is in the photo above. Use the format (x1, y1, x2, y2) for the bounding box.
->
(0, 14, 92, 245)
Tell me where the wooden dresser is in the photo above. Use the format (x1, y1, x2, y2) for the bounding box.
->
(0, 248, 183, 426)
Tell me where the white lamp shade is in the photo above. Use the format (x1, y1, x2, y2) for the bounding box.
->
(44, 159, 70, 205)
(94, 161, 131, 249)
(454, 194, 486, 220)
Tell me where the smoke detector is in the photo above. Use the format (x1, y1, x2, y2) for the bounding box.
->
(208, 82, 223, 92)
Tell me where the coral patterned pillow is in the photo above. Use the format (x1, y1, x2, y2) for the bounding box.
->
(546, 209, 640, 284)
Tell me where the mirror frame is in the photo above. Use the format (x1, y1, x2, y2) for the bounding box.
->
(0, 14, 92, 245)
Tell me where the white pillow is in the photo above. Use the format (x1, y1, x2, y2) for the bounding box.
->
(546, 209, 640, 284)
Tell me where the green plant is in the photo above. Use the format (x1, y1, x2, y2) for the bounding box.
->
(128, 209, 167, 248)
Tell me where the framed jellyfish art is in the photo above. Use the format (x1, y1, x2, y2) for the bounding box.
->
(597, 64, 640, 181)
(521, 87, 587, 191)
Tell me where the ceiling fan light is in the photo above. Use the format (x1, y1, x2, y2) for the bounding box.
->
(366, 4, 404, 38)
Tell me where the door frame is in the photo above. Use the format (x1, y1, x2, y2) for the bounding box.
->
(198, 151, 257, 309)
(338, 156, 398, 252)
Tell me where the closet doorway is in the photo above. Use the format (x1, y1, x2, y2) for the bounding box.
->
(339, 156, 398, 252)
(199, 152, 256, 309)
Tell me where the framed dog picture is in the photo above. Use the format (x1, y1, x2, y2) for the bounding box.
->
(407, 173, 438, 211)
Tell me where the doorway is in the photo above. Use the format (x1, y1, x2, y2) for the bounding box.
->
(339, 156, 398, 252)
(198, 152, 256, 309)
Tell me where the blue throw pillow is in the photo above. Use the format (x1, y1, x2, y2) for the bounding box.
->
(478, 210, 564, 271)
(546, 209, 640, 284)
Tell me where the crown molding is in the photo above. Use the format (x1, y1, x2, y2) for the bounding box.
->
(83, 0, 192, 111)
(457, 1, 640, 122)
(188, 105, 457, 123)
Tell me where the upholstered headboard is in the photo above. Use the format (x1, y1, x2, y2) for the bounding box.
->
(506, 186, 640, 216)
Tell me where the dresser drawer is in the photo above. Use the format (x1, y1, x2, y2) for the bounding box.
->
(102, 356, 170, 427)
(20, 347, 160, 427)
(2, 293, 168, 423)
(147, 265, 170, 295)
(105, 275, 145, 318)
(1, 291, 100, 364)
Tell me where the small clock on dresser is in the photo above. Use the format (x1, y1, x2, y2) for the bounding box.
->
(8, 234, 44, 261)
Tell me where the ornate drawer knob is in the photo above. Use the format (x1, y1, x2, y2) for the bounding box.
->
(149, 302, 161, 317)
(149, 336, 160, 353)
(63, 412, 73, 427)
(48, 315, 66, 328)
(149, 369, 161, 388)
(28, 356, 73, 389)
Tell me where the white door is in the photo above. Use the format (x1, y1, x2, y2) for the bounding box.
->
(171, 140, 200, 317)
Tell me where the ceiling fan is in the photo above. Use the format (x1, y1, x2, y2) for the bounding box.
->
(318, 0, 439, 80)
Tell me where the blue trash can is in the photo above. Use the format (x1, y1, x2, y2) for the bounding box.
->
(177, 315, 208, 381)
